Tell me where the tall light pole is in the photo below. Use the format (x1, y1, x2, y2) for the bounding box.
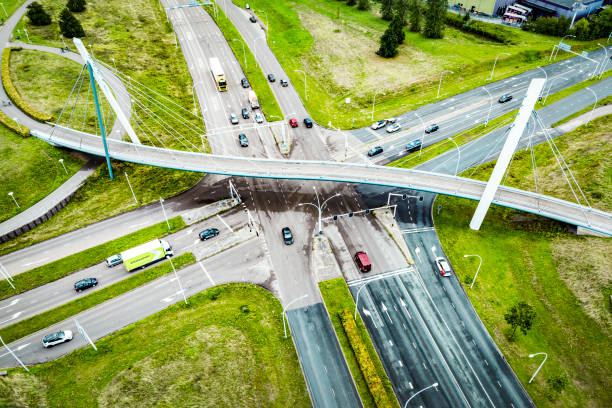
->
(232, 39, 247, 69)
(8, 192, 19, 209)
(536, 66, 547, 102)
(12, 117, 21, 133)
(596, 43, 608, 77)
(413, 111, 426, 157)
(111, 57, 117, 71)
(463, 254, 482, 289)
(528, 352, 547, 383)
(403, 382, 439, 407)
(159, 197, 170, 230)
(294, 69, 307, 100)
(448, 137, 461, 176)
(489, 53, 510, 80)
(482, 86, 492, 126)
(59, 158, 68, 174)
(298, 186, 341, 235)
(0, 336, 29, 372)
(283, 294, 308, 338)
(167, 256, 187, 305)
(585, 87, 597, 124)
(371, 91, 385, 120)
(437, 70, 453, 99)
(354, 279, 375, 319)
(0, 3, 7, 17)
(543, 76, 568, 105)
(257, 10, 268, 37)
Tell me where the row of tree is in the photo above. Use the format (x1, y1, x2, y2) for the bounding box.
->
(377, 0, 447, 58)
(522, 8, 612, 41)
(26, 0, 86, 38)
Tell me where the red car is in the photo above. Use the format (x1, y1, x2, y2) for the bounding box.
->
(289, 118, 298, 128)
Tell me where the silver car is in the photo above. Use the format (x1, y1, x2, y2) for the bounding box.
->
(386, 123, 401, 133)
(42, 330, 73, 348)
(255, 113, 264, 123)
(230, 113, 239, 125)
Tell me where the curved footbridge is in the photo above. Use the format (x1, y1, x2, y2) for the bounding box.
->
(33, 126, 612, 236)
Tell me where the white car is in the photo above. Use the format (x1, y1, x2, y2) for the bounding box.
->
(435, 257, 452, 277)
(42, 330, 73, 348)
(371, 120, 387, 130)
(255, 113, 264, 123)
(385, 117, 397, 123)
(386, 123, 401, 133)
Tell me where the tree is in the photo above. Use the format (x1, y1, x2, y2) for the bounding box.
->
(573, 19, 590, 40)
(67, 0, 86, 12)
(376, 27, 399, 58)
(380, 0, 394, 21)
(394, 0, 409, 25)
(389, 13, 405, 44)
(26, 2, 51, 26)
(347, 0, 356, 6)
(59, 8, 85, 38)
(423, 0, 447, 39)
(504, 301, 536, 340)
(408, 0, 421, 32)
(357, 0, 370, 11)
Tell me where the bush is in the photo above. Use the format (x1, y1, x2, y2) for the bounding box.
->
(0, 109, 29, 136)
(59, 8, 85, 38)
(339, 308, 394, 408)
(206, 288, 221, 300)
(547, 372, 569, 393)
(1, 48, 53, 122)
(26, 2, 51, 26)
(446, 12, 514, 44)
(66, 0, 86, 12)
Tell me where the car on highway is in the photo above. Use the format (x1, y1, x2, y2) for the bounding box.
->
(435, 257, 452, 277)
(371, 120, 387, 130)
(406, 138, 422, 152)
(367, 146, 383, 157)
(282, 227, 294, 245)
(241, 108, 250, 119)
(105, 254, 122, 267)
(386, 123, 401, 133)
(385, 117, 397, 123)
(199, 227, 220, 240)
(498, 94, 513, 103)
(42, 330, 73, 348)
(74, 277, 98, 292)
(280, 79, 288, 87)
(249, 16, 257, 23)
(238, 133, 249, 147)
(267, 73, 275, 82)
(289, 118, 298, 128)
(425, 124, 439, 134)
(230, 113, 239, 125)
(354, 251, 372, 272)
(255, 113, 264, 123)
(303, 117, 313, 128)
(241, 78, 250, 88)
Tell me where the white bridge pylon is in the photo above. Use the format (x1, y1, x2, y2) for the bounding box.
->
(72, 38, 141, 145)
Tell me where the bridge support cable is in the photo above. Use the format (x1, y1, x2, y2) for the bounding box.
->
(66, 65, 87, 128)
(49, 64, 87, 139)
(131, 105, 170, 151)
(526, 116, 542, 211)
(82, 78, 91, 133)
(86, 61, 114, 179)
(470, 78, 545, 231)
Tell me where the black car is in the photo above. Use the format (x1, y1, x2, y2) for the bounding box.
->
(241, 108, 249, 119)
(425, 124, 439, 134)
(498, 94, 513, 103)
(267, 73, 275, 82)
(367, 146, 383, 157)
(238, 133, 249, 147)
(303, 118, 313, 128)
(199, 228, 219, 241)
(282, 227, 293, 245)
(74, 277, 98, 292)
(241, 78, 250, 88)
(406, 138, 422, 152)
(249, 16, 257, 23)
(280, 79, 288, 87)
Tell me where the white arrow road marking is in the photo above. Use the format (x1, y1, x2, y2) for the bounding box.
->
(400, 298, 412, 319)
(0, 343, 30, 358)
(362, 308, 377, 329)
(381, 302, 393, 324)
(0, 312, 22, 325)
(0, 298, 20, 310)
(414, 247, 422, 263)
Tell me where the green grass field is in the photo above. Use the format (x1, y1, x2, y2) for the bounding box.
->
(0, 0, 27, 20)
(319, 278, 399, 408)
(0, 284, 311, 407)
(230, 0, 602, 129)
(434, 113, 612, 406)
(0, 124, 83, 223)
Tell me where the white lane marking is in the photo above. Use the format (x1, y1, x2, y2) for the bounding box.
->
(198, 262, 215, 285)
(381, 302, 393, 324)
(409, 381, 414, 390)
(0, 312, 22, 325)
(22, 258, 49, 267)
(128, 221, 148, 229)
(0, 342, 29, 358)
(389, 340, 394, 346)
(0, 298, 20, 310)
(400, 298, 412, 320)
(216, 214, 233, 232)
(361, 308, 378, 329)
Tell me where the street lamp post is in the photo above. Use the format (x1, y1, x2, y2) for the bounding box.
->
(167, 256, 187, 305)
(489, 53, 510, 80)
(0, 336, 29, 372)
(528, 352, 548, 383)
(283, 294, 308, 338)
(371, 92, 385, 121)
(482, 86, 492, 126)
(448, 137, 461, 176)
(403, 382, 439, 407)
(232, 39, 247, 68)
(437, 70, 454, 99)
(543, 76, 568, 105)
(596, 43, 608, 77)
(12, 117, 21, 133)
(585, 87, 597, 124)
(294, 69, 307, 100)
(59, 159, 68, 174)
(159, 197, 170, 230)
(536, 66, 547, 102)
(463, 254, 482, 289)
(8, 192, 19, 209)
(111, 57, 117, 71)
(413, 111, 426, 157)
(354, 279, 375, 319)
(0, 4, 7, 17)
(298, 186, 341, 235)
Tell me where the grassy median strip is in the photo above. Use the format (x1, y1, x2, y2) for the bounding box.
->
(536, 70, 612, 110)
(390, 109, 517, 169)
(0, 252, 195, 345)
(319, 278, 399, 408)
(204, 1, 283, 121)
(552, 94, 612, 127)
(0, 216, 186, 301)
